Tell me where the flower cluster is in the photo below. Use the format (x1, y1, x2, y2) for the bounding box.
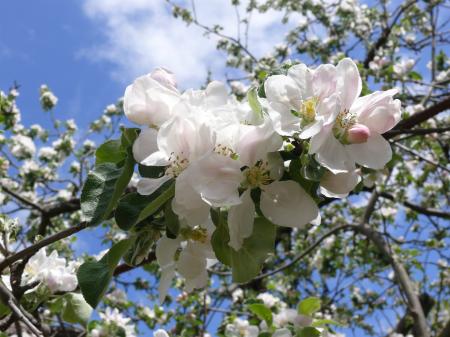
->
(123, 59, 401, 299)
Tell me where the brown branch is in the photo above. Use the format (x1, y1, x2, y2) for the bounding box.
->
(113, 253, 156, 276)
(0, 280, 43, 337)
(0, 222, 88, 272)
(384, 127, 450, 137)
(0, 184, 44, 212)
(353, 191, 429, 337)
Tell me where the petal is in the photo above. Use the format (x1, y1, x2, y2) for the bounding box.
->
(228, 190, 255, 251)
(132, 128, 159, 163)
(320, 169, 361, 198)
(237, 121, 283, 166)
(155, 236, 180, 268)
(183, 153, 243, 207)
(205, 81, 229, 106)
(154, 329, 170, 337)
(314, 133, 355, 173)
(336, 58, 361, 110)
(347, 133, 392, 169)
(287, 63, 314, 98)
(312, 64, 337, 99)
(158, 264, 175, 303)
(136, 176, 171, 196)
(264, 75, 302, 109)
(140, 151, 170, 166)
(260, 180, 319, 228)
(351, 89, 401, 134)
(265, 100, 300, 137)
(299, 119, 323, 139)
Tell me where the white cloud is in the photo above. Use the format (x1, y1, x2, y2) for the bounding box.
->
(80, 0, 298, 88)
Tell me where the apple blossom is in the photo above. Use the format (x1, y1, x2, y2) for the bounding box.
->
(225, 318, 259, 337)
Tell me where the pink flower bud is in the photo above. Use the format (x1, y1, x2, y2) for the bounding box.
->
(151, 67, 177, 90)
(346, 123, 371, 144)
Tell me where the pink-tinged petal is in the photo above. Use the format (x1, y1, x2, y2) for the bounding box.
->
(151, 68, 177, 90)
(347, 133, 392, 169)
(316, 93, 340, 123)
(336, 58, 361, 110)
(314, 133, 355, 173)
(184, 153, 243, 207)
(137, 176, 171, 196)
(228, 190, 256, 251)
(312, 64, 337, 99)
(237, 121, 283, 166)
(132, 128, 159, 163)
(309, 124, 333, 154)
(287, 63, 314, 98)
(264, 75, 302, 108)
(351, 89, 401, 134)
(320, 169, 361, 198)
(260, 180, 319, 228)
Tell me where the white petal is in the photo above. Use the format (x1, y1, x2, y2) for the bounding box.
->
(336, 58, 361, 110)
(205, 81, 228, 106)
(287, 63, 314, 98)
(299, 119, 323, 139)
(154, 329, 170, 337)
(155, 236, 180, 268)
(158, 265, 175, 303)
(184, 153, 243, 207)
(351, 89, 401, 134)
(320, 169, 361, 198)
(315, 133, 355, 173)
(140, 151, 170, 166)
(347, 133, 392, 169)
(273, 329, 292, 337)
(136, 176, 171, 196)
(264, 75, 302, 109)
(228, 190, 255, 251)
(260, 180, 319, 228)
(237, 121, 283, 166)
(132, 128, 159, 163)
(266, 100, 300, 137)
(312, 64, 337, 99)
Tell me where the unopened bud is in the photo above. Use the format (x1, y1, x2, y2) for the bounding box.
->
(346, 123, 371, 144)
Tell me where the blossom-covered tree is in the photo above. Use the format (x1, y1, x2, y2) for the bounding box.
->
(0, 1, 449, 337)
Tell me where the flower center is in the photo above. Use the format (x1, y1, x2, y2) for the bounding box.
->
(243, 161, 272, 189)
(332, 109, 357, 144)
(180, 226, 208, 243)
(165, 152, 189, 178)
(214, 144, 238, 160)
(300, 97, 318, 124)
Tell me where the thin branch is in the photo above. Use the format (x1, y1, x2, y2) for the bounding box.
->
(0, 184, 44, 212)
(393, 142, 450, 173)
(0, 222, 88, 272)
(384, 127, 450, 137)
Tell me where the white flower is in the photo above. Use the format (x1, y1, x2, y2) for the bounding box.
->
(154, 330, 170, 337)
(225, 318, 259, 337)
(264, 63, 339, 139)
(99, 307, 136, 337)
(10, 135, 36, 158)
(273, 308, 312, 328)
(124, 68, 180, 127)
(38, 146, 57, 161)
(257, 292, 280, 307)
(105, 288, 127, 305)
(155, 220, 216, 301)
(311, 58, 401, 173)
(227, 122, 319, 250)
(24, 248, 77, 293)
(232, 288, 244, 302)
(393, 58, 415, 77)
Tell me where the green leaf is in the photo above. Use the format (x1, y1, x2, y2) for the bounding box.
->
(120, 127, 140, 148)
(211, 216, 277, 283)
(77, 239, 133, 308)
(311, 319, 343, 327)
(298, 297, 321, 316)
(115, 193, 154, 231)
(247, 87, 263, 119)
(138, 164, 166, 179)
(165, 201, 180, 238)
(248, 303, 273, 327)
(297, 327, 321, 337)
(62, 293, 93, 325)
(136, 182, 175, 223)
(95, 140, 126, 165)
